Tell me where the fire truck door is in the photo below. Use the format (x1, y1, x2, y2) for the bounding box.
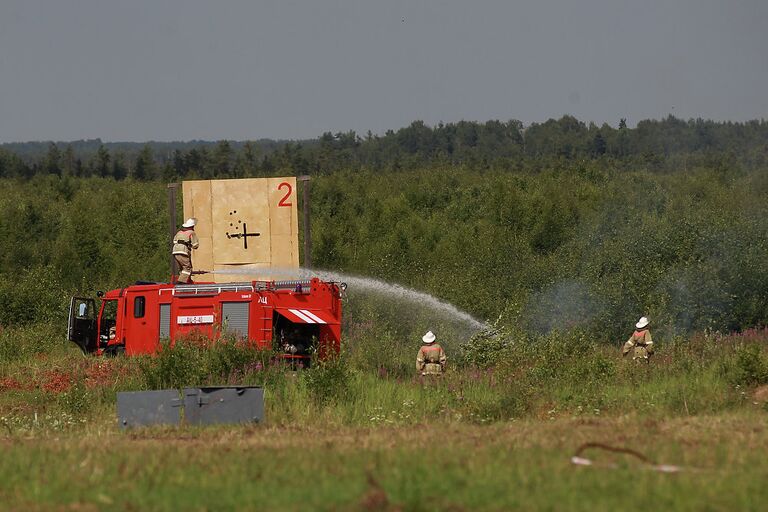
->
(126, 294, 156, 354)
(68, 297, 97, 353)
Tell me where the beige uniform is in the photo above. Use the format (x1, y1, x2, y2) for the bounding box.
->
(622, 329, 654, 362)
(172, 228, 199, 283)
(417, 343, 447, 375)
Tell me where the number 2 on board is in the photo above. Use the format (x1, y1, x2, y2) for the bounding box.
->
(278, 182, 292, 207)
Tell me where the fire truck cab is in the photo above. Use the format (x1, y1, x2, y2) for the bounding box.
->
(67, 278, 344, 363)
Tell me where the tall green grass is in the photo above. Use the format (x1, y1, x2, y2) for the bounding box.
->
(1, 317, 767, 510)
(1, 318, 766, 433)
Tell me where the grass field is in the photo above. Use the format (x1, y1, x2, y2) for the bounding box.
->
(1, 413, 767, 511)
(1, 319, 767, 511)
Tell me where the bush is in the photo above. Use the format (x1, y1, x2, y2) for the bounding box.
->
(0, 323, 64, 364)
(137, 337, 277, 389)
(0, 266, 69, 326)
(302, 352, 354, 405)
(138, 340, 204, 389)
(459, 327, 514, 369)
(723, 344, 768, 386)
(207, 338, 272, 383)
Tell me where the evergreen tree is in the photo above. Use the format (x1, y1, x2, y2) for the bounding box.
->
(616, 118, 629, 156)
(132, 145, 156, 181)
(172, 149, 186, 178)
(241, 141, 261, 176)
(62, 144, 76, 177)
(96, 144, 111, 178)
(591, 132, 607, 156)
(112, 152, 128, 180)
(74, 158, 85, 179)
(160, 161, 175, 182)
(44, 143, 62, 176)
(213, 140, 233, 177)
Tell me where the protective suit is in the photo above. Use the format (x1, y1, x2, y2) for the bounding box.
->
(173, 218, 200, 283)
(416, 331, 447, 375)
(622, 316, 654, 363)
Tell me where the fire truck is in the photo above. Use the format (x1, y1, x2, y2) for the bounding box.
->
(67, 278, 344, 363)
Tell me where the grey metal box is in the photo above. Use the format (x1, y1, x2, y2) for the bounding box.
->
(117, 389, 182, 428)
(183, 386, 264, 425)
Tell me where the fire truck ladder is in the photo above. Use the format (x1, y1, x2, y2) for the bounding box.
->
(162, 282, 262, 296)
(270, 279, 312, 291)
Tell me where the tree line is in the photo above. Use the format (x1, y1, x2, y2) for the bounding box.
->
(1, 115, 766, 181)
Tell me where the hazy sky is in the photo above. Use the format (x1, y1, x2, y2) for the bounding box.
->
(1, 0, 766, 142)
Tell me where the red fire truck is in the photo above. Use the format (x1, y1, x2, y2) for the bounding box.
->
(67, 278, 344, 363)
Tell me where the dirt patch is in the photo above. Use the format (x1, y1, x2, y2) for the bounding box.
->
(754, 385, 768, 403)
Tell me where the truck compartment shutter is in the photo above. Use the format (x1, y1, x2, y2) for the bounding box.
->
(222, 302, 249, 338)
(159, 304, 171, 339)
(275, 308, 338, 325)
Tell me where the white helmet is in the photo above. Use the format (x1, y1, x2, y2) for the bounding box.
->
(635, 317, 649, 329)
(422, 331, 436, 344)
(182, 217, 197, 228)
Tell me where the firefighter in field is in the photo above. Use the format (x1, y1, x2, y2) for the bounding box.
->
(416, 331, 447, 376)
(172, 217, 200, 284)
(622, 316, 654, 363)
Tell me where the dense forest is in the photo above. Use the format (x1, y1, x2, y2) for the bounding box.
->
(1, 115, 767, 180)
(0, 115, 767, 343)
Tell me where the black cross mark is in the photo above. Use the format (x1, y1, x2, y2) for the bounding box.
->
(226, 222, 261, 250)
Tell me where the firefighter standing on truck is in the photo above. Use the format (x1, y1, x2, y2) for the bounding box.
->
(416, 331, 447, 376)
(172, 217, 199, 283)
(622, 316, 654, 363)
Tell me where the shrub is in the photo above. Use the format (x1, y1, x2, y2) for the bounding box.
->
(136, 336, 285, 390)
(302, 352, 354, 405)
(207, 338, 270, 383)
(138, 340, 203, 389)
(0, 266, 69, 326)
(0, 323, 64, 364)
(723, 344, 768, 386)
(459, 327, 514, 369)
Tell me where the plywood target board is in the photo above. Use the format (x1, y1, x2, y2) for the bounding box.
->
(182, 177, 299, 282)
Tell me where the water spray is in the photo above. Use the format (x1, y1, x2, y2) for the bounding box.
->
(206, 266, 489, 331)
